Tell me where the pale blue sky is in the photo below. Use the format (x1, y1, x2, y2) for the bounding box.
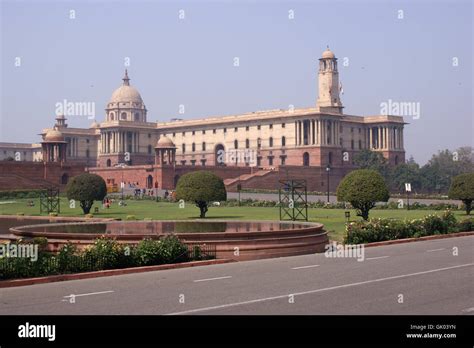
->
(1, 0, 472, 164)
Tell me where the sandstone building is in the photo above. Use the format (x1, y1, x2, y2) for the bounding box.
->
(0, 48, 406, 192)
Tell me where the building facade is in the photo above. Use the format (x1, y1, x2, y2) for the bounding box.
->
(1, 48, 406, 192)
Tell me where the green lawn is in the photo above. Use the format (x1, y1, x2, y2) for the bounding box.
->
(0, 198, 468, 242)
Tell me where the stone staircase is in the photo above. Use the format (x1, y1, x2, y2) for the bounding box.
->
(0, 173, 55, 191)
(224, 169, 280, 191)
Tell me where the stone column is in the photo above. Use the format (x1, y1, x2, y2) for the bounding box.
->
(369, 127, 372, 149)
(294, 121, 298, 146)
(318, 120, 321, 145)
(321, 120, 325, 145)
(401, 127, 404, 150)
(299, 121, 302, 145)
(378, 127, 381, 149)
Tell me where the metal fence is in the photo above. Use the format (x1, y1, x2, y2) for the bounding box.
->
(0, 243, 216, 280)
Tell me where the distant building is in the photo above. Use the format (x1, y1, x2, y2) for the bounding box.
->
(1, 48, 406, 191)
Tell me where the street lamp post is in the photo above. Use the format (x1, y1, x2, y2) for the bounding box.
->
(326, 165, 331, 203)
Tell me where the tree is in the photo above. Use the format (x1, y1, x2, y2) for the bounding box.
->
(448, 173, 474, 215)
(175, 171, 227, 218)
(390, 160, 422, 193)
(337, 169, 390, 220)
(420, 147, 474, 193)
(66, 173, 107, 214)
(353, 149, 390, 181)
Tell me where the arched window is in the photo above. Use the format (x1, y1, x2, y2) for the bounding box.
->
(269, 137, 273, 147)
(109, 112, 115, 120)
(303, 152, 310, 166)
(61, 173, 69, 185)
(215, 144, 225, 166)
(202, 142, 206, 151)
(257, 138, 261, 149)
(192, 143, 196, 152)
(135, 113, 140, 121)
(245, 139, 250, 148)
(106, 159, 111, 167)
(182, 144, 186, 153)
(120, 112, 127, 120)
(234, 140, 238, 149)
(146, 175, 153, 189)
(148, 145, 152, 154)
(281, 136, 286, 147)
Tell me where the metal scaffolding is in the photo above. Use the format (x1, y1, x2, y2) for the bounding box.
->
(39, 186, 60, 214)
(279, 179, 308, 221)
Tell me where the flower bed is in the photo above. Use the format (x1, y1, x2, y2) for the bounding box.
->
(344, 210, 473, 244)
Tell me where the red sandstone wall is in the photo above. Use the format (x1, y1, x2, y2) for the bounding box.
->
(0, 162, 85, 190)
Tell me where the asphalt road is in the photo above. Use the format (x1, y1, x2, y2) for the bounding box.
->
(0, 236, 473, 315)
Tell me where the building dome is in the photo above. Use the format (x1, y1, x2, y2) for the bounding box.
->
(108, 70, 143, 105)
(43, 129, 65, 142)
(155, 136, 175, 148)
(322, 47, 335, 59)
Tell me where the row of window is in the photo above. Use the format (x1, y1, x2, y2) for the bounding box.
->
(166, 123, 286, 138)
(180, 137, 287, 154)
(109, 112, 141, 121)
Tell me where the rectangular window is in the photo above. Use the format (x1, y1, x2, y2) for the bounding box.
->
(234, 127, 238, 132)
(202, 130, 206, 134)
(282, 123, 285, 128)
(246, 126, 249, 131)
(257, 125, 261, 130)
(269, 124, 273, 129)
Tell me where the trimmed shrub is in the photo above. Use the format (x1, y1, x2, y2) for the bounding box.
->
(66, 173, 107, 214)
(337, 169, 390, 220)
(448, 173, 474, 215)
(176, 171, 227, 218)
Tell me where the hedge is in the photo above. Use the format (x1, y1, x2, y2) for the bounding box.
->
(344, 211, 473, 244)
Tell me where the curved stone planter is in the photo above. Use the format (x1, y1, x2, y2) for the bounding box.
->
(10, 220, 328, 261)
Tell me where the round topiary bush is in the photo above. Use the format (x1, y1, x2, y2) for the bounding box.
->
(448, 173, 474, 215)
(337, 169, 390, 220)
(66, 173, 107, 214)
(176, 171, 227, 218)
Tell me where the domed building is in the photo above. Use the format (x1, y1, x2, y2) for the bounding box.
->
(0, 48, 406, 192)
(105, 70, 147, 123)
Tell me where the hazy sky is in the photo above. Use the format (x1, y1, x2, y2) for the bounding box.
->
(1, 0, 472, 164)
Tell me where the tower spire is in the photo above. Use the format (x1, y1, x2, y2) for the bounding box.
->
(122, 69, 130, 86)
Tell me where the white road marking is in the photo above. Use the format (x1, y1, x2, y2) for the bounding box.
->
(62, 290, 114, 299)
(461, 307, 474, 313)
(366, 256, 389, 260)
(292, 265, 320, 270)
(193, 276, 232, 283)
(167, 263, 474, 315)
(426, 248, 445, 252)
